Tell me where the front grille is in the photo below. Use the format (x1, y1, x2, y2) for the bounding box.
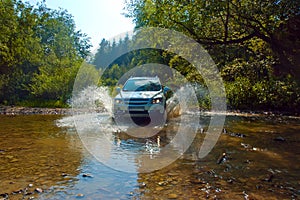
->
(124, 98, 150, 105)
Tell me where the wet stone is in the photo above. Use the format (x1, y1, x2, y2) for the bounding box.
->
(139, 182, 146, 188)
(190, 179, 206, 184)
(168, 193, 178, 199)
(61, 173, 68, 177)
(158, 181, 166, 186)
(227, 179, 234, 184)
(274, 136, 286, 142)
(35, 188, 43, 193)
(5, 155, 14, 159)
(0, 193, 8, 199)
(12, 188, 23, 194)
(217, 153, 227, 164)
(262, 174, 274, 182)
(76, 193, 84, 198)
(256, 184, 263, 189)
(10, 159, 19, 163)
(155, 186, 164, 191)
(167, 172, 179, 176)
(171, 181, 178, 185)
(82, 173, 93, 178)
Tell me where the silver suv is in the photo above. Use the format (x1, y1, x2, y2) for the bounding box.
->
(113, 76, 170, 120)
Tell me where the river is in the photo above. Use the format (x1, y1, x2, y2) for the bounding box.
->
(0, 113, 299, 199)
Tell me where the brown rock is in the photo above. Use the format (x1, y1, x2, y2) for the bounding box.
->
(35, 188, 43, 193)
(168, 193, 178, 199)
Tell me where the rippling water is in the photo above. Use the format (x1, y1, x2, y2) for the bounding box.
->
(1, 113, 300, 199)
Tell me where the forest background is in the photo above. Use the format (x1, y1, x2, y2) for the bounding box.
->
(0, 0, 299, 113)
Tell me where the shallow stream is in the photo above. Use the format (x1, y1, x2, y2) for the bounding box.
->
(0, 113, 300, 199)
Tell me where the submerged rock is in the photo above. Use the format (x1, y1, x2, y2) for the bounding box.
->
(168, 193, 178, 199)
(217, 153, 227, 164)
(82, 173, 93, 178)
(274, 136, 286, 142)
(76, 193, 84, 198)
(0, 193, 9, 199)
(35, 188, 43, 193)
(263, 174, 274, 182)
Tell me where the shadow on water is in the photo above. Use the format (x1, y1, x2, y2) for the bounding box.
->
(1, 113, 300, 199)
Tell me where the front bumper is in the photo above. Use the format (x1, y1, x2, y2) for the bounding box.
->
(113, 103, 165, 118)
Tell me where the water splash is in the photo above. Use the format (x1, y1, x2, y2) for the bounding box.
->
(55, 84, 202, 173)
(56, 85, 114, 129)
(71, 85, 113, 115)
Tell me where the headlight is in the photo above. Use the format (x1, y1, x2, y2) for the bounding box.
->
(115, 99, 122, 104)
(152, 98, 162, 104)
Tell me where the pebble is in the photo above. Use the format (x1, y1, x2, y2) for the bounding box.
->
(274, 136, 286, 142)
(76, 193, 84, 198)
(61, 173, 68, 177)
(190, 179, 206, 184)
(12, 188, 23, 194)
(217, 153, 227, 164)
(28, 183, 33, 187)
(263, 174, 274, 182)
(139, 182, 146, 188)
(158, 181, 166, 186)
(241, 143, 252, 149)
(155, 186, 164, 191)
(0, 193, 8, 199)
(35, 188, 43, 193)
(82, 173, 93, 178)
(168, 193, 178, 199)
(227, 179, 234, 184)
(5, 155, 14, 159)
(167, 172, 179, 176)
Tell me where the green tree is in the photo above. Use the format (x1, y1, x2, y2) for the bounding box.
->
(0, 0, 91, 106)
(125, 0, 300, 79)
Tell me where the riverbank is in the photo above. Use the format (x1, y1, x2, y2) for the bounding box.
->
(0, 106, 71, 115)
(0, 106, 299, 118)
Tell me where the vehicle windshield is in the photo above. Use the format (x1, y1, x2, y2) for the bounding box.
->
(122, 79, 162, 91)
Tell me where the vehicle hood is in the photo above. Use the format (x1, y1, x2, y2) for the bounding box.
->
(116, 90, 163, 99)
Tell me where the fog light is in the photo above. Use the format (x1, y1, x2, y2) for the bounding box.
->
(152, 98, 162, 104)
(115, 99, 122, 104)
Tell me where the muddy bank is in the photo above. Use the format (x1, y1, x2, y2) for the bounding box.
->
(0, 106, 71, 115)
(1, 106, 299, 119)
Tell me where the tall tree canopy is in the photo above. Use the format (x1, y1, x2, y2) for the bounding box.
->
(125, 0, 300, 79)
(121, 0, 300, 111)
(0, 0, 91, 106)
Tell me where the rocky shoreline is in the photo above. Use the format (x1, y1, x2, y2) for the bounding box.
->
(0, 106, 298, 118)
(0, 106, 71, 115)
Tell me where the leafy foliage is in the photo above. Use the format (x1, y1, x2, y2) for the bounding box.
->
(121, 0, 300, 112)
(0, 0, 91, 106)
(125, 0, 300, 77)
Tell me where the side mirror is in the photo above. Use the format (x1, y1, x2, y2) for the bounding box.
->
(163, 86, 173, 99)
(163, 86, 170, 93)
(116, 87, 121, 93)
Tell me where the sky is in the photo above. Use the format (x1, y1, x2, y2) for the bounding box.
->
(25, 0, 135, 51)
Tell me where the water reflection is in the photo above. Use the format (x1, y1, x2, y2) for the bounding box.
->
(0, 115, 82, 199)
(69, 110, 203, 173)
(1, 114, 300, 199)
